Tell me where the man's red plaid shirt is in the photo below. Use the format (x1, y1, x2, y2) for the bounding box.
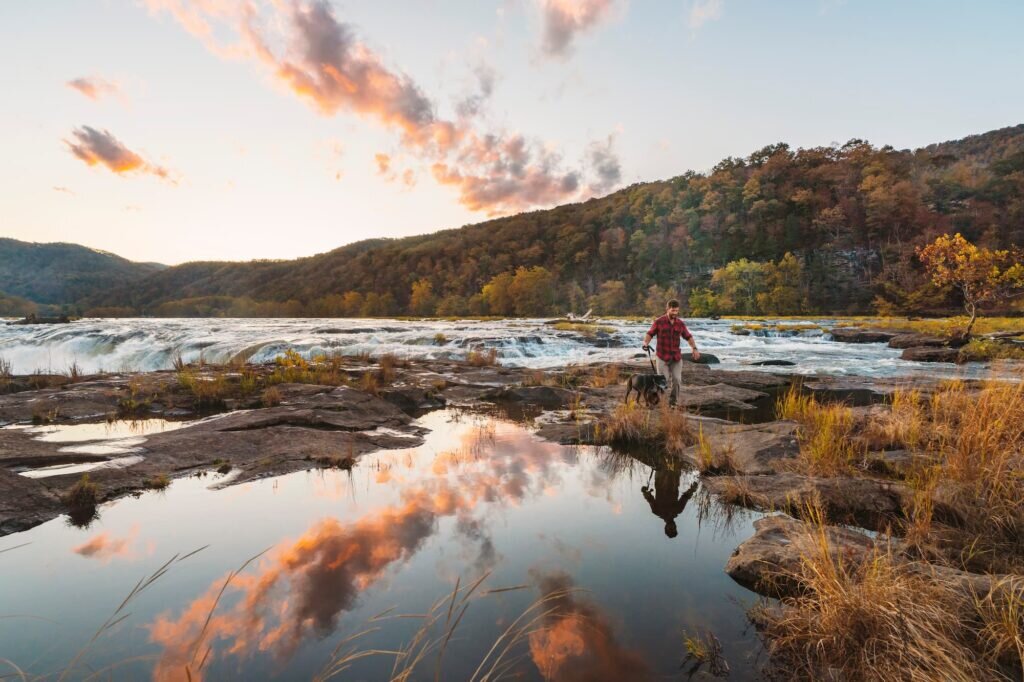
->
(647, 314, 692, 362)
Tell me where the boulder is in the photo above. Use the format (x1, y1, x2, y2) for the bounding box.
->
(675, 383, 768, 412)
(704, 472, 908, 529)
(751, 360, 795, 367)
(725, 514, 879, 596)
(725, 515, 1008, 601)
(888, 333, 949, 349)
(0, 468, 64, 535)
(901, 346, 961, 363)
(829, 328, 897, 344)
(678, 420, 799, 475)
(380, 387, 446, 414)
(481, 385, 576, 408)
(686, 353, 721, 364)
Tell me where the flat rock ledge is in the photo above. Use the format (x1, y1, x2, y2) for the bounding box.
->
(726, 514, 1009, 601)
(703, 472, 909, 530)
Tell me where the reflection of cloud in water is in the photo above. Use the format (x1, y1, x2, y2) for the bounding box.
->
(529, 571, 651, 681)
(72, 526, 148, 562)
(148, 422, 594, 679)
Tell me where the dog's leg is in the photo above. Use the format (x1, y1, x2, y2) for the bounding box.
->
(624, 377, 634, 404)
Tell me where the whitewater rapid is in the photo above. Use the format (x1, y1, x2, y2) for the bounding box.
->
(0, 317, 1003, 380)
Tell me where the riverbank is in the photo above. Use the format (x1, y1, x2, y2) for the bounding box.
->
(1, 349, 1021, 677)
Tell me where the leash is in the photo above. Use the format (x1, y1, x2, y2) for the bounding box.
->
(645, 346, 658, 374)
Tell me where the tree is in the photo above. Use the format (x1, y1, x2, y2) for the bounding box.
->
(509, 266, 556, 316)
(481, 272, 515, 316)
(688, 288, 720, 317)
(593, 280, 628, 315)
(642, 284, 678, 316)
(711, 259, 769, 314)
(757, 252, 805, 315)
(409, 279, 437, 316)
(917, 233, 1024, 336)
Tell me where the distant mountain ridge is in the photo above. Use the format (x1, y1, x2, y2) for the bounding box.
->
(0, 239, 165, 306)
(6, 123, 1023, 317)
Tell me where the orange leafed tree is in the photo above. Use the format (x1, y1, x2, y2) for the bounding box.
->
(917, 233, 1024, 337)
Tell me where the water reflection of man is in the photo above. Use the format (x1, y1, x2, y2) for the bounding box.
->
(641, 469, 698, 539)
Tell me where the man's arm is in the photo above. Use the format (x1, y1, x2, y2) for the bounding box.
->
(681, 323, 700, 361)
(687, 335, 700, 361)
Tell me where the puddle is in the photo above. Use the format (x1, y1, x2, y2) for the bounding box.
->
(6, 418, 197, 478)
(0, 410, 766, 680)
(5, 418, 188, 443)
(19, 455, 145, 479)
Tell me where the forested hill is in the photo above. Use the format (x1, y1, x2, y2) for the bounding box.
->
(74, 122, 1024, 317)
(0, 239, 164, 308)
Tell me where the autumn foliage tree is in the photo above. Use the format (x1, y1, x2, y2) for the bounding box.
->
(917, 233, 1024, 337)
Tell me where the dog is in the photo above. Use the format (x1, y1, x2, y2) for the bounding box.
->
(624, 373, 668, 407)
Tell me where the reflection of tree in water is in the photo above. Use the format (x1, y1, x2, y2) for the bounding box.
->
(641, 468, 698, 539)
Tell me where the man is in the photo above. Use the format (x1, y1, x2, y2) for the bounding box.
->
(642, 299, 700, 407)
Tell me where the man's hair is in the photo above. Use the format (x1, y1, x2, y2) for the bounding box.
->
(666, 299, 680, 309)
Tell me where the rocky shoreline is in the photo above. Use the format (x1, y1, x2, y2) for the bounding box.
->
(1, 350, 1019, 675)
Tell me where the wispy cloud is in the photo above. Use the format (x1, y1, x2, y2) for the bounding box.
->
(586, 133, 622, 195)
(538, 0, 617, 58)
(688, 0, 723, 30)
(146, 0, 619, 214)
(64, 126, 173, 181)
(67, 76, 121, 101)
(52, 185, 75, 195)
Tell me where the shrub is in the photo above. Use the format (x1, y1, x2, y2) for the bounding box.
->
(144, 473, 171, 490)
(64, 474, 99, 509)
(261, 386, 282, 407)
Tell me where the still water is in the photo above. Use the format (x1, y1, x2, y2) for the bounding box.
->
(0, 410, 765, 680)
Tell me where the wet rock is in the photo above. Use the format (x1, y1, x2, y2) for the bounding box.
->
(704, 472, 908, 529)
(211, 387, 412, 432)
(864, 450, 934, 478)
(678, 420, 799, 475)
(829, 328, 897, 344)
(675, 384, 768, 412)
(901, 346, 961, 363)
(725, 515, 1007, 601)
(481, 385, 576, 408)
(0, 469, 63, 535)
(686, 353, 720, 364)
(380, 387, 446, 414)
(725, 514, 883, 597)
(888, 333, 949, 349)
(751, 360, 795, 367)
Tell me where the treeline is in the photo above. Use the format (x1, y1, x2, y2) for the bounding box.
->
(76, 123, 1024, 317)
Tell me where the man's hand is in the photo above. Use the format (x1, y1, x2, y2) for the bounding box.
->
(642, 344, 651, 352)
(692, 349, 701, 362)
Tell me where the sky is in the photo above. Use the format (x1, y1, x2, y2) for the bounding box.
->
(1, 0, 1022, 265)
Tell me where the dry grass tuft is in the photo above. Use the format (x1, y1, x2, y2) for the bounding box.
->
(261, 386, 282, 407)
(777, 385, 861, 476)
(64, 474, 99, 509)
(757, 505, 1024, 680)
(588, 363, 621, 388)
(144, 473, 171, 490)
(598, 402, 693, 454)
(757, 509, 991, 681)
(694, 425, 738, 475)
(466, 348, 499, 367)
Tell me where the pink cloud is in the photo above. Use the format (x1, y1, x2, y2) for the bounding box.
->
(146, 0, 619, 214)
(64, 126, 174, 181)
